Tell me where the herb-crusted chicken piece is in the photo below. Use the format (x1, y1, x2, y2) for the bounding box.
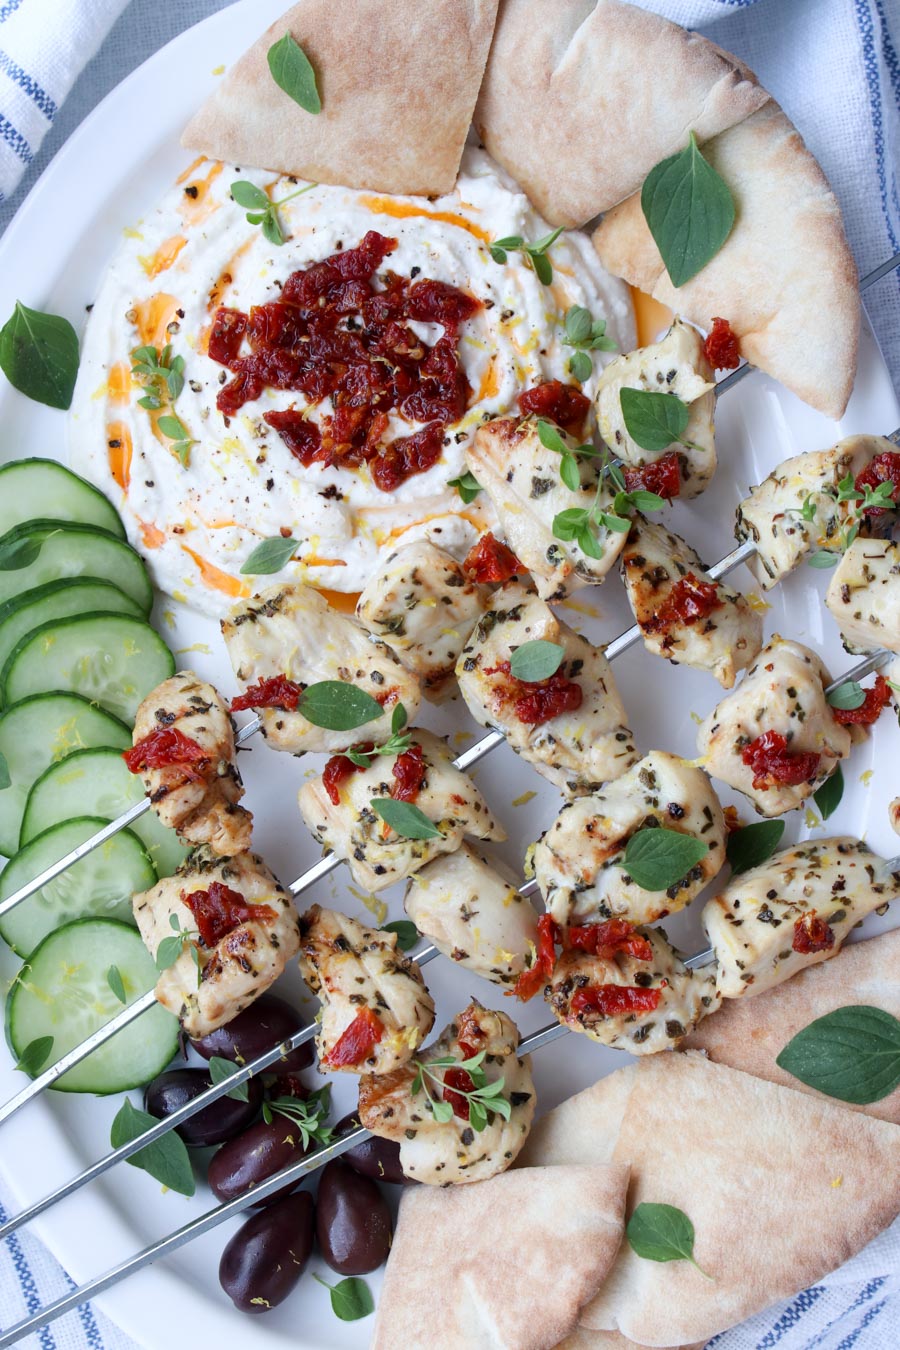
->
(546, 925, 720, 1053)
(697, 638, 857, 818)
(621, 514, 762, 687)
(298, 729, 505, 892)
(456, 583, 638, 796)
(825, 538, 900, 654)
(127, 671, 252, 856)
(297, 903, 434, 1074)
(735, 435, 900, 590)
(595, 320, 716, 498)
(132, 847, 300, 1038)
(533, 750, 727, 928)
(357, 1002, 536, 1186)
(465, 415, 628, 600)
(703, 837, 899, 998)
(405, 843, 540, 986)
(356, 539, 487, 698)
(222, 582, 421, 754)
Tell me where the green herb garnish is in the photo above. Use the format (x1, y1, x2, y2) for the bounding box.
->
(208, 1054, 250, 1103)
(300, 682, 384, 732)
(0, 301, 79, 409)
(626, 1202, 710, 1276)
(813, 765, 844, 821)
(412, 1049, 511, 1132)
(156, 413, 196, 468)
(563, 304, 618, 382)
(240, 533, 299, 574)
(371, 798, 443, 841)
(130, 343, 184, 409)
(641, 132, 735, 287)
(489, 228, 564, 284)
(827, 680, 867, 711)
(346, 703, 411, 767)
(110, 1098, 195, 1197)
(380, 919, 418, 952)
(313, 1274, 374, 1322)
(623, 825, 709, 891)
(447, 470, 482, 504)
(725, 819, 785, 877)
(156, 913, 201, 985)
(230, 178, 318, 246)
(267, 33, 321, 114)
(263, 1085, 333, 1149)
(776, 1006, 900, 1104)
(14, 1035, 54, 1077)
(509, 639, 565, 683)
(107, 964, 127, 1005)
(619, 387, 693, 453)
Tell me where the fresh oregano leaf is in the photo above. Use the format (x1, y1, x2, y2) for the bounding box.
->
(814, 765, 844, 821)
(230, 180, 270, 211)
(509, 639, 565, 683)
(620, 387, 690, 452)
(726, 820, 785, 877)
(381, 919, 418, 952)
(776, 1006, 900, 1104)
(314, 1274, 374, 1321)
(241, 534, 298, 574)
(299, 681, 383, 731)
(110, 1099, 195, 1196)
(371, 798, 443, 840)
(0, 301, 80, 409)
(447, 470, 481, 504)
(626, 1202, 709, 1276)
(623, 826, 709, 891)
(565, 306, 592, 344)
(807, 550, 840, 569)
(14, 1035, 54, 1077)
(827, 680, 866, 711)
(208, 1054, 250, 1102)
(107, 964, 127, 1005)
(536, 419, 569, 455)
(569, 350, 593, 382)
(267, 33, 321, 114)
(641, 132, 735, 287)
(0, 534, 43, 571)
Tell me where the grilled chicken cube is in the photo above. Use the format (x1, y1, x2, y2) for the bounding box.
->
(533, 750, 726, 928)
(222, 583, 421, 754)
(465, 416, 628, 600)
(595, 320, 716, 498)
(697, 638, 856, 817)
(297, 904, 434, 1074)
(735, 435, 900, 590)
(357, 1003, 535, 1185)
(298, 729, 505, 892)
(825, 538, 900, 654)
(356, 540, 487, 698)
(703, 837, 899, 998)
(405, 843, 540, 986)
(128, 671, 252, 856)
(133, 848, 300, 1038)
(455, 583, 638, 796)
(546, 926, 720, 1053)
(622, 515, 762, 687)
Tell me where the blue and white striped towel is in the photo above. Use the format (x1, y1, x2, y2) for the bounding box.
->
(0, 1, 898, 1348)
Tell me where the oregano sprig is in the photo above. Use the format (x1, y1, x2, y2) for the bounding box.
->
(262, 1085, 333, 1149)
(346, 703, 411, 768)
(447, 470, 481, 504)
(131, 343, 194, 468)
(563, 304, 618, 382)
(156, 913, 201, 986)
(230, 179, 318, 247)
(489, 227, 564, 284)
(807, 472, 897, 568)
(412, 1050, 511, 1133)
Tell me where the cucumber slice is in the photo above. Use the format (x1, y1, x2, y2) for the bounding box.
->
(0, 815, 156, 957)
(6, 918, 179, 1093)
(22, 747, 187, 878)
(0, 459, 124, 539)
(0, 579, 142, 685)
(2, 613, 175, 725)
(0, 692, 131, 856)
(0, 522, 152, 613)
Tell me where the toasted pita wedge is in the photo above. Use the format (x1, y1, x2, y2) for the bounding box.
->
(474, 0, 768, 226)
(520, 1053, 900, 1346)
(182, 0, 499, 195)
(593, 102, 859, 418)
(684, 928, 900, 1124)
(373, 1163, 630, 1350)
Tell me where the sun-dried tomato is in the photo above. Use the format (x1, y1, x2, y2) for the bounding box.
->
(514, 672, 583, 727)
(231, 675, 303, 713)
(463, 533, 523, 584)
(208, 307, 248, 364)
(324, 1006, 384, 1069)
(322, 750, 371, 805)
(646, 572, 723, 633)
(182, 881, 276, 948)
(570, 984, 662, 1018)
(512, 913, 561, 1002)
(622, 451, 681, 500)
(566, 920, 654, 962)
(263, 410, 322, 465)
(441, 1066, 475, 1121)
(370, 422, 444, 493)
(832, 674, 892, 726)
(391, 743, 426, 803)
(741, 730, 821, 790)
(792, 910, 835, 955)
(123, 728, 209, 776)
(703, 317, 741, 370)
(406, 279, 480, 327)
(854, 451, 900, 517)
(518, 380, 591, 439)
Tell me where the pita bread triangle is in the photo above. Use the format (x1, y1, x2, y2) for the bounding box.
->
(182, 0, 499, 196)
(372, 1162, 630, 1350)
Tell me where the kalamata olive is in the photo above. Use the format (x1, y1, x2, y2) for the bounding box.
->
(219, 1191, 314, 1313)
(190, 994, 314, 1073)
(316, 1158, 392, 1275)
(144, 1069, 263, 1148)
(335, 1111, 409, 1185)
(208, 1116, 311, 1207)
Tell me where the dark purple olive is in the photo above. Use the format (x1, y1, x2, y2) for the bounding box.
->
(316, 1158, 392, 1275)
(190, 994, 314, 1073)
(144, 1069, 263, 1148)
(335, 1111, 409, 1185)
(219, 1191, 314, 1313)
(208, 1117, 311, 1207)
